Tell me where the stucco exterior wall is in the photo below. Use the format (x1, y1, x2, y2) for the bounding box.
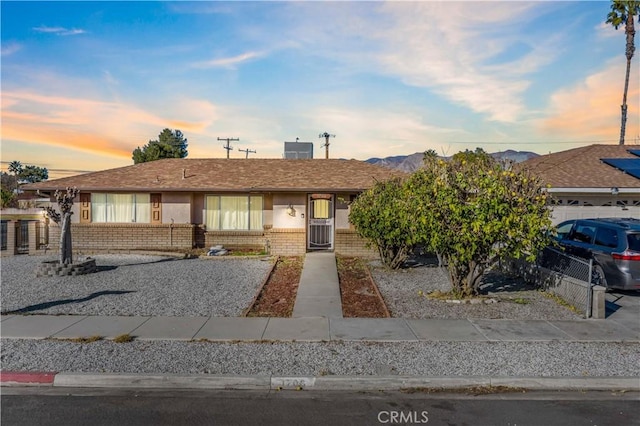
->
(192, 193, 205, 224)
(273, 193, 306, 229)
(161, 193, 192, 224)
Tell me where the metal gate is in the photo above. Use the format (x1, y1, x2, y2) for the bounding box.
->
(307, 194, 334, 250)
(1, 221, 7, 251)
(16, 221, 29, 254)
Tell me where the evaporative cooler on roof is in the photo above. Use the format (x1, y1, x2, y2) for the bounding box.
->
(284, 141, 314, 159)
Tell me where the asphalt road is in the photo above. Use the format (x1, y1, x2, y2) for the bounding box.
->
(2, 388, 638, 426)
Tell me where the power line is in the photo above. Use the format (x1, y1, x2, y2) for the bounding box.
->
(218, 137, 239, 159)
(238, 148, 256, 158)
(319, 132, 335, 159)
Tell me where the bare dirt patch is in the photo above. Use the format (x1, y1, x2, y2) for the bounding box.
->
(246, 257, 303, 317)
(244, 255, 390, 318)
(337, 256, 390, 318)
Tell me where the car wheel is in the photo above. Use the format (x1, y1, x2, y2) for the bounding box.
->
(592, 265, 608, 288)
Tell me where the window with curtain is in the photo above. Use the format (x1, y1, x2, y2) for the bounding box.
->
(205, 195, 263, 230)
(313, 199, 330, 219)
(90, 193, 150, 223)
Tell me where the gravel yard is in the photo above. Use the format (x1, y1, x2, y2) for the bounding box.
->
(371, 262, 583, 320)
(2, 339, 638, 377)
(0, 255, 273, 317)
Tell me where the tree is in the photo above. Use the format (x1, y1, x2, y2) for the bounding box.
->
(409, 149, 553, 298)
(607, 0, 640, 145)
(132, 128, 188, 163)
(1, 188, 17, 208)
(45, 187, 79, 265)
(8, 161, 22, 192)
(1, 171, 17, 191)
(19, 165, 49, 183)
(349, 177, 419, 269)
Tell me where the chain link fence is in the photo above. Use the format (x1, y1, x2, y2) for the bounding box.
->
(507, 246, 595, 318)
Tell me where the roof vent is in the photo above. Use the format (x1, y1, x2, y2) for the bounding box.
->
(182, 168, 186, 179)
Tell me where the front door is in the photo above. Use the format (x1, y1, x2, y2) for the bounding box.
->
(307, 194, 334, 250)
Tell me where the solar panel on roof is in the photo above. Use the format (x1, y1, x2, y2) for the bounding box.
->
(601, 158, 640, 179)
(628, 149, 640, 158)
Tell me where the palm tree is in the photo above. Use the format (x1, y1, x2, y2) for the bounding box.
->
(607, 1, 640, 145)
(8, 160, 22, 193)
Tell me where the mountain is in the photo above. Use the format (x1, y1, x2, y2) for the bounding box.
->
(489, 150, 540, 164)
(364, 152, 425, 173)
(365, 150, 539, 172)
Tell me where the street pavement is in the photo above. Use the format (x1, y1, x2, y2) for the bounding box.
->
(3, 388, 639, 426)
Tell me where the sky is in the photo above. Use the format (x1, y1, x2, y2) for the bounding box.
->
(1, 1, 639, 179)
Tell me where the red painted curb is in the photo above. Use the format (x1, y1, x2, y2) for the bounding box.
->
(0, 371, 57, 384)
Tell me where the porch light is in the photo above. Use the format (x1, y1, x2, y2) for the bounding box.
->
(286, 204, 296, 217)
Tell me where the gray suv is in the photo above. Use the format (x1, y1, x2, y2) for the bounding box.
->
(554, 218, 640, 291)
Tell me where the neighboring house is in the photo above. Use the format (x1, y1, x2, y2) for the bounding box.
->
(521, 144, 640, 224)
(22, 158, 405, 256)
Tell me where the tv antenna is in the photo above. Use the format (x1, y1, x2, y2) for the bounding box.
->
(238, 148, 256, 158)
(218, 137, 239, 159)
(319, 132, 335, 159)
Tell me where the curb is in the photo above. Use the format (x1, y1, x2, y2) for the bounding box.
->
(0, 371, 57, 386)
(2, 372, 638, 391)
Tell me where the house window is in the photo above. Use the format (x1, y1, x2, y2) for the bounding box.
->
(91, 193, 150, 223)
(205, 195, 263, 230)
(313, 199, 330, 219)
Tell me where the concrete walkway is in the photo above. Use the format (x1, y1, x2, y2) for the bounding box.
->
(292, 251, 343, 318)
(1, 314, 638, 342)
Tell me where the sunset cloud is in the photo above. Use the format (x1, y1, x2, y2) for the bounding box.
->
(305, 107, 465, 159)
(1, 90, 220, 160)
(540, 60, 640, 140)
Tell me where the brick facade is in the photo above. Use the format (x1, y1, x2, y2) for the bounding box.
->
(266, 228, 306, 256)
(334, 229, 378, 258)
(48, 223, 195, 252)
(205, 230, 266, 252)
(36, 223, 375, 258)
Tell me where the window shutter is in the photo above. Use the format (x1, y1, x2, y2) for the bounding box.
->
(80, 193, 91, 223)
(151, 193, 162, 224)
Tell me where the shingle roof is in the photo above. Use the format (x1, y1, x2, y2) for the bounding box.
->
(24, 158, 406, 192)
(521, 144, 640, 189)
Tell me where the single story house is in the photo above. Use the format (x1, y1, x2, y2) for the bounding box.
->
(22, 158, 405, 256)
(521, 144, 640, 224)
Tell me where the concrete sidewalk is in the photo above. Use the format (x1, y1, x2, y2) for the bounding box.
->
(1, 314, 638, 342)
(292, 251, 343, 318)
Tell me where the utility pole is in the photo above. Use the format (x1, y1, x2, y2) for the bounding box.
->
(218, 137, 239, 159)
(319, 132, 335, 159)
(238, 148, 256, 158)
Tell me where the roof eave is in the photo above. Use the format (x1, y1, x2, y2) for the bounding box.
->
(546, 187, 640, 194)
(23, 186, 369, 193)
